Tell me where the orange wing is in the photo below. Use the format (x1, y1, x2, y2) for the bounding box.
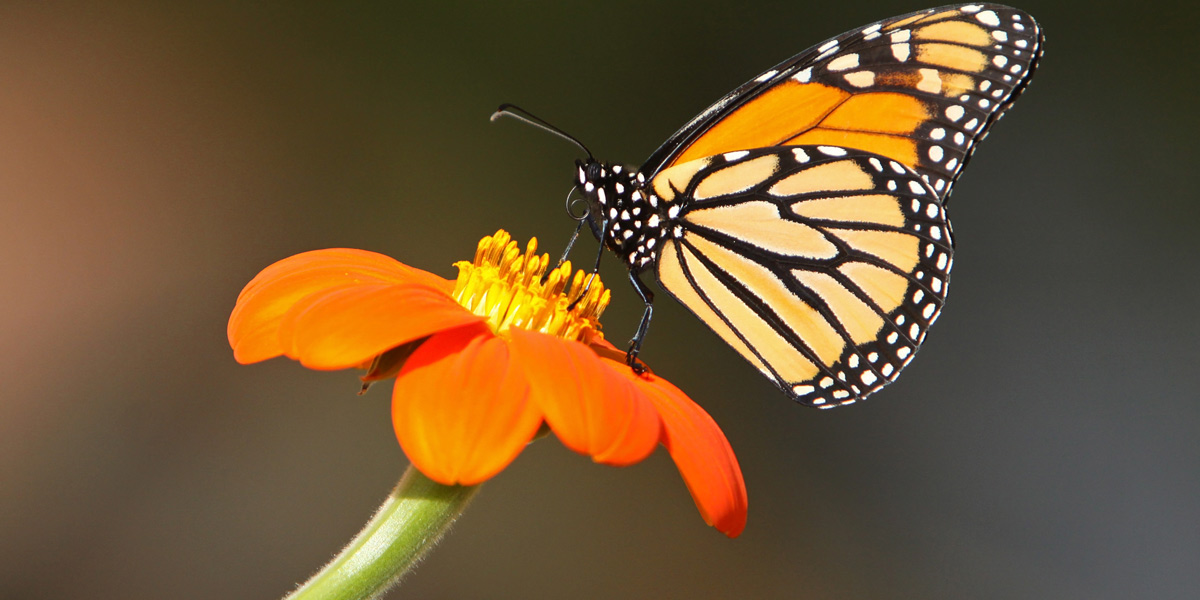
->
(640, 4, 1043, 201)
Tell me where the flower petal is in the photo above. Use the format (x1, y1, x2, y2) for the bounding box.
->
(229, 248, 452, 364)
(509, 329, 660, 466)
(618, 368, 748, 538)
(392, 328, 542, 486)
(277, 283, 485, 370)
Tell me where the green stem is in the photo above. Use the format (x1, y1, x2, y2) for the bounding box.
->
(285, 466, 481, 600)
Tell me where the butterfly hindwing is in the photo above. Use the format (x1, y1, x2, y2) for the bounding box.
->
(653, 146, 953, 407)
(640, 3, 1043, 202)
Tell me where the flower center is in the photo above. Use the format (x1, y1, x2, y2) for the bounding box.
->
(451, 230, 610, 343)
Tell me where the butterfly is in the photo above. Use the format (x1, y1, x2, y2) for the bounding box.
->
(502, 4, 1042, 408)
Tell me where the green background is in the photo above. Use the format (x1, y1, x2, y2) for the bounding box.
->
(3, 1, 1198, 598)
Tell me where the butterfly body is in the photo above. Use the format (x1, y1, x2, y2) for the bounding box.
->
(563, 4, 1042, 407)
(576, 160, 660, 273)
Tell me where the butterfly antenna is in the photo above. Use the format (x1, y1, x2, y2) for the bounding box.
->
(490, 103, 594, 160)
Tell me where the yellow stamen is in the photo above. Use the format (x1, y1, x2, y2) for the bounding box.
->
(452, 230, 611, 343)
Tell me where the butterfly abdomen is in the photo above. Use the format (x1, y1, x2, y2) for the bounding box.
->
(577, 159, 672, 273)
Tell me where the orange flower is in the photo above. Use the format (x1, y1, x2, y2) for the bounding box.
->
(228, 230, 747, 537)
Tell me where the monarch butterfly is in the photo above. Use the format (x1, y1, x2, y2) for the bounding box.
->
(501, 4, 1042, 408)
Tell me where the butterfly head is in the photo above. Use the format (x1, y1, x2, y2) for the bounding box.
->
(575, 159, 663, 272)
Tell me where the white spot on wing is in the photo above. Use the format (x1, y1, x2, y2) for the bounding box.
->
(975, 10, 1001, 26)
(844, 70, 875, 88)
(923, 303, 936, 319)
(827, 54, 860, 72)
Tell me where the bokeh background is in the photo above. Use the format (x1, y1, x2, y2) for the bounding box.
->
(2, 1, 1198, 598)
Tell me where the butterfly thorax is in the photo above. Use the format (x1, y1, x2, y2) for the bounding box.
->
(576, 159, 670, 273)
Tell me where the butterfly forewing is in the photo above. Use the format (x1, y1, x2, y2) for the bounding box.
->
(653, 146, 952, 407)
(641, 3, 1043, 202)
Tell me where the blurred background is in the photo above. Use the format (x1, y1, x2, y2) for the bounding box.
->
(2, 1, 1197, 598)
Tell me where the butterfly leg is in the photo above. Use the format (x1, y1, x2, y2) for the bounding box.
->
(544, 219, 586, 283)
(568, 219, 607, 310)
(625, 270, 655, 374)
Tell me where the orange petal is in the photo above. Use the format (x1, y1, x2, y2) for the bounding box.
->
(276, 283, 485, 371)
(618, 368, 748, 538)
(229, 248, 453, 364)
(509, 329, 660, 466)
(392, 328, 542, 486)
